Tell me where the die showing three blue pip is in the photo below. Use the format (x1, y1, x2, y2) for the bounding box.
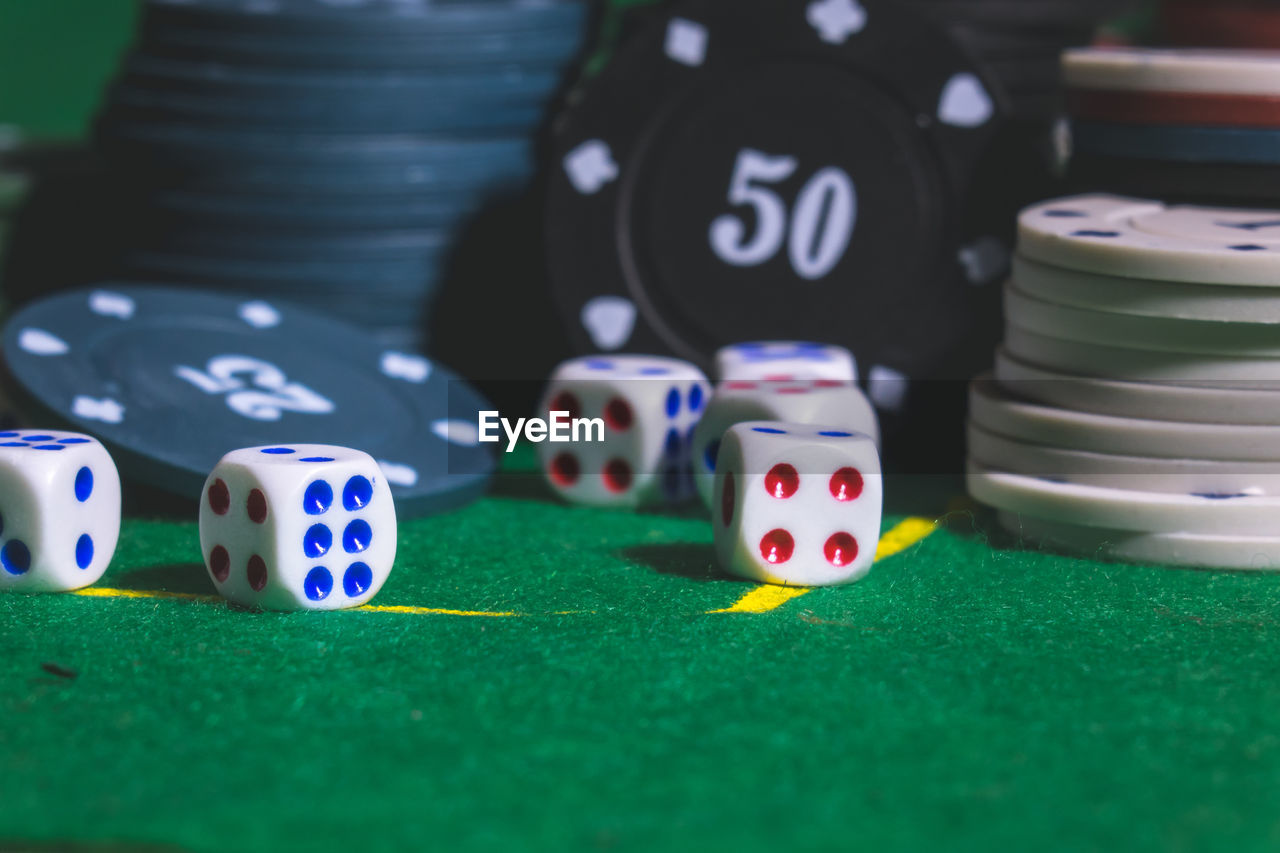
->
(0, 430, 121, 593)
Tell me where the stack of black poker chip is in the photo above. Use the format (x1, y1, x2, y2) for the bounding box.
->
(905, 0, 1135, 122)
(5, 0, 590, 353)
(536, 0, 1132, 469)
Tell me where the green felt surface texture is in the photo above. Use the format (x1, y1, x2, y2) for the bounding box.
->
(4, 450, 1280, 851)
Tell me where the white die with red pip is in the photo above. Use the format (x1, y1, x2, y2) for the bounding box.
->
(538, 355, 711, 507)
(713, 421, 882, 587)
(691, 379, 878, 510)
(715, 341, 857, 384)
(0, 430, 120, 593)
(199, 444, 397, 611)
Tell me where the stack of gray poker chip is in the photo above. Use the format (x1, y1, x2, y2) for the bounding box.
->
(966, 193, 1280, 570)
(81, 0, 589, 352)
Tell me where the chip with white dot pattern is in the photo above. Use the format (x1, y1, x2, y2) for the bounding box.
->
(2, 286, 495, 518)
(1019, 194, 1280, 286)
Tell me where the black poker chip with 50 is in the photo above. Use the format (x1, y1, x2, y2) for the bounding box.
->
(546, 0, 1011, 415)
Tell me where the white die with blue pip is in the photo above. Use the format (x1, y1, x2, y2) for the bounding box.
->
(691, 379, 879, 510)
(713, 421, 882, 587)
(715, 341, 857, 384)
(0, 430, 120, 593)
(538, 355, 711, 507)
(198, 444, 397, 611)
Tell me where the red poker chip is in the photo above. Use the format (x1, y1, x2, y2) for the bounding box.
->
(1162, 0, 1280, 49)
(1068, 88, 1280, 129)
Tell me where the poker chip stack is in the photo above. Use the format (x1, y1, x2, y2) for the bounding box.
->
(907, 0, 1131, 122)
(1161, 0, 1280, 50)
(965, 44, 1280, 569)
(1065, 48, 1280, 206)
(608, 0, 1131, 124)
(4, 0, 589, 352)
(966, 194, 1280, 570)
(540, 0, 1140, 471)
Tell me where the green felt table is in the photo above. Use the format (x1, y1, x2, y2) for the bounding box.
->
(5, 447, 1280, 852)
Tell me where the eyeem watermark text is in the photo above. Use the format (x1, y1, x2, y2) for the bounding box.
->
(478, 411, 604, 453)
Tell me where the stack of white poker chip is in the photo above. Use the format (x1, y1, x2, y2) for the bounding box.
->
(966, 193, 1280, 569)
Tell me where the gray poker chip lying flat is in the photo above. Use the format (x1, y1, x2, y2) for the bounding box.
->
(2, 285, 495, 518)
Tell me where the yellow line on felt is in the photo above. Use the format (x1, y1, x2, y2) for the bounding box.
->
(357, 603, 517, 617)
(875, 516, 938, 561)
(707, 515, 939, 615)
(74, 586, 520, 617)
(70, 516, 941, 617)
(74, 586, 221, 603)
(707, 585, 810, 614)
